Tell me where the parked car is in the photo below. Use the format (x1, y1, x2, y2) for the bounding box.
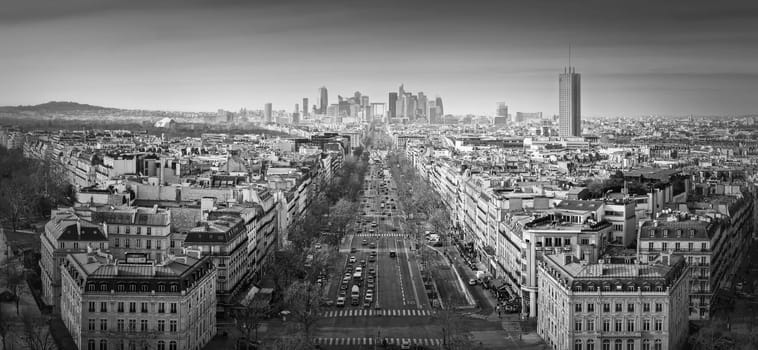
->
(349, 256, 357, 263)
(336, 297, 345, 307)
(468, 278, 478, 286)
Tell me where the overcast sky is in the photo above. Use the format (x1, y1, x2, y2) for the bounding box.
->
(1, 0, 757, 116)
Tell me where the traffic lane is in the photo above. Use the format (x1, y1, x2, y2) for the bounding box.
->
(396, 240, 420, 309)
(377, 237, 405, 310)
(405, 242, 431, 310)
(449, 251, 496, 315)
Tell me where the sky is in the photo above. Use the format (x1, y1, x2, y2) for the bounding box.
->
(1, 0, 757, 117)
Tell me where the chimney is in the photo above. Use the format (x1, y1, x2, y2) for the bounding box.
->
(564, 254, 572, 265)
(102, 221, 108, 238)
(153, 204, 159, 214)
(76, 219, 82, 240)
(200, 197, 215, 220)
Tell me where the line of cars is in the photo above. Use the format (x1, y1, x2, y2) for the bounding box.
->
(336, 249, 379, 308)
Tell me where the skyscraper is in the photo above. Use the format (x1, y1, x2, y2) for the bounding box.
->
(559, 67, 581, 137)
(264, 103, 272, 123)
(319, 86, 328, 114)
(388, 92, 398, 118)
(292, 104, 300, 124)
(302, 98, 309, 117)
(496, 102, 509, 118)
(435, 97, 444, 116)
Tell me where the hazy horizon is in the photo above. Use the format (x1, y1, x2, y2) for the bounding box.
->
(2, 0, 757, 116)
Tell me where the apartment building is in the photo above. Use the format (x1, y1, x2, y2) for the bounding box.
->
(183, 213, 249, 313)
(60, 251, 216, 350)
(89, 205, 173, 261)
(537, 253, 690, 350)
(41, 208, 109, 312)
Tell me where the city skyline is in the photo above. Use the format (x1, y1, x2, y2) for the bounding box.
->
(1, 0, 757, 116)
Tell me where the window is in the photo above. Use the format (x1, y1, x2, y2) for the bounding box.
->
(100, 339, 108, 350)
(615, 319, 622, 332)
(170, 303, 177, 313)
(89, 302, 96, 312)
(587, 340, 595, 350)
(627, 340, 634, 350)
(170, 284, 178, 292)
(158, 284, 166, 293)
(169, 341, 177, 350)
(146, 240, 152, 249)
(675, 242, 680, 251)
(575, 340, 583, 350)
(655, 303, 662, 312)
(60, 242, 65, 249)
(603, 339, 610, 350)
(575, 321, 582, 331)
(147, 227, 152, 235)
(100, 319, 108, 331)
(128, 319, 136, 331)
(170, 240, 176, 248)
(114, 238, 120, 248)
(74, 242, 79, 249)
(627, 319, 635, 332)
(586, 319, 594, 331)
(643, 319, 651, 331)
(125, 239, 130, 248)
(169, 320, 177, 332)
(158, 303, 165, 313)
(701, 243, 707, 251)
(158, 320, 165, 332)
(118, 302, 124, 312)
(137, 227, 142, 235)
(101, 302, 107, 312)
(126, 226, 130, 234)
(615, 340, 622, 350)
(88, 319, 95, 331)
(575, 303, 582, 312)
(117, 319, 125, 331)
(545, 238, 552, 246)
(643, 303, 650, 312)
(156, 240, 162, 250)
(88, 340, 96, 350)
(129, 302, 136, 313)
(662, 229, 668, 238)
(654, 340, 662, 350)
(661, 242, 667, 251)
(642, 340, 650, 350)
(603, 319, 610, 332)
(655, 319, 663, 331)
(628, 303, 634, 312)
(136, 239, 141, 248)
(157, 341, 165, 350)
(141, 303, 148, 313)
(603, 303, 610, 312)
(615, 303, 622, 312)
(140, 320, 148, 331)
(564, 238, 571, 246)
(587, 303, 595, 312)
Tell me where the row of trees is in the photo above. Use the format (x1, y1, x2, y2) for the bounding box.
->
(0, 147, 75, 232)
(233, 151, 370, 349)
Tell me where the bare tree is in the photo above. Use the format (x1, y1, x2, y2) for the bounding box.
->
(234, 299, 270, 345)
(19, 315, 55, 350)
(329, 198, 355, 239)
(0, 302, 10, 350)
(283, 280, 322, 344)
(435, 300, 474, 350)
(4, 257, 25, 315)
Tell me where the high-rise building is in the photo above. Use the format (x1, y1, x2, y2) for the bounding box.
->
(435, 97, 444, 116)
(559, 67, 581, 137)
(388, 93, 397, 118)
(302, 98, 309, 117)
(496, 102, 509, 118)
(264, 103, 273, 123)
(417, 92, 428, 120)
(293, 104, 300, 124)
(319, 87, 328, 114)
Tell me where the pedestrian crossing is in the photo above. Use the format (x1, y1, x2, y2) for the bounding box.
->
(321, 308, 434, 318)
(354, 233, 405, 237)
(312, 337, 442, 347)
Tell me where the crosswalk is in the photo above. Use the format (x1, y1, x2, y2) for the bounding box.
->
(354, 233, 405, 237)
(321, 309, 434, 318)
(312, 337, 442, 347)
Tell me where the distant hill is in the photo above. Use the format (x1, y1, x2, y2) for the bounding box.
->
(0, 101, 119, 113)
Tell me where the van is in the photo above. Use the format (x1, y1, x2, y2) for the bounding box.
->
(351, 285, 360, 299)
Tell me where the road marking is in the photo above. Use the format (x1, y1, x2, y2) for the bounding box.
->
(312, 337, 442, 346)
(320, 309, 432, 318)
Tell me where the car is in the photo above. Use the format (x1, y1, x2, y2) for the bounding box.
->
(339, 290, 347, 297)
(340, 283, 348, 290)
(369, 268, 376, 275)
(367, 282, 375, 289)
(389, 251, 397, 258)
(370, 250, 377, 256)
(363, 300, 372, 308)
(360, 259, 367, 267)
(391, 228, 398, 232)
(349, 256, 357, 263)
(314, 243, 322, 249)
(364, 294, 373, 302)
(344, 272, 351, 278)
(468, 278, 478, 286)
(362, 239, 368, 246)
(369, 242, 377, 249)
(368, 256, 376, 263)
(350, 247, 357, 253)
(336, 297, 346, 307)
(400, 339, 411, 349)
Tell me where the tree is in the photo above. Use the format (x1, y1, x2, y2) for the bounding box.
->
(0, 303, 10, 350)
(435, 301, 474, 350)
(329, 198, 355, 239)
(234, 299, 270, 344)
(282, 280, 322, 344)
(4, 256, 25, 315)
(0, 175, 36, 232)
(19, 315, 55, 350)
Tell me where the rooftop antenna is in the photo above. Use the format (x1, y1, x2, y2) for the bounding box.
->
(568, 44, 572, 72)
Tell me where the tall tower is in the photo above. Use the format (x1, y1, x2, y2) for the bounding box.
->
(292, 104, 300, 124)
(388, 92, 398, 119)
(319, 87, 328, 114)
(264, 103, 273, 123)
(559, 67, 581, 137)
(302, 98, 309, 117)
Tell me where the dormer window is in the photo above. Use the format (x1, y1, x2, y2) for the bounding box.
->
(662, 229, 668, 238)
(649, 230, 655, 238)
(676, 230, 682, 238)
(689, 229, 695, 237)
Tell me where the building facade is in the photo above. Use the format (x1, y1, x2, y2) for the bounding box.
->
(559, 67, 581, 137)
